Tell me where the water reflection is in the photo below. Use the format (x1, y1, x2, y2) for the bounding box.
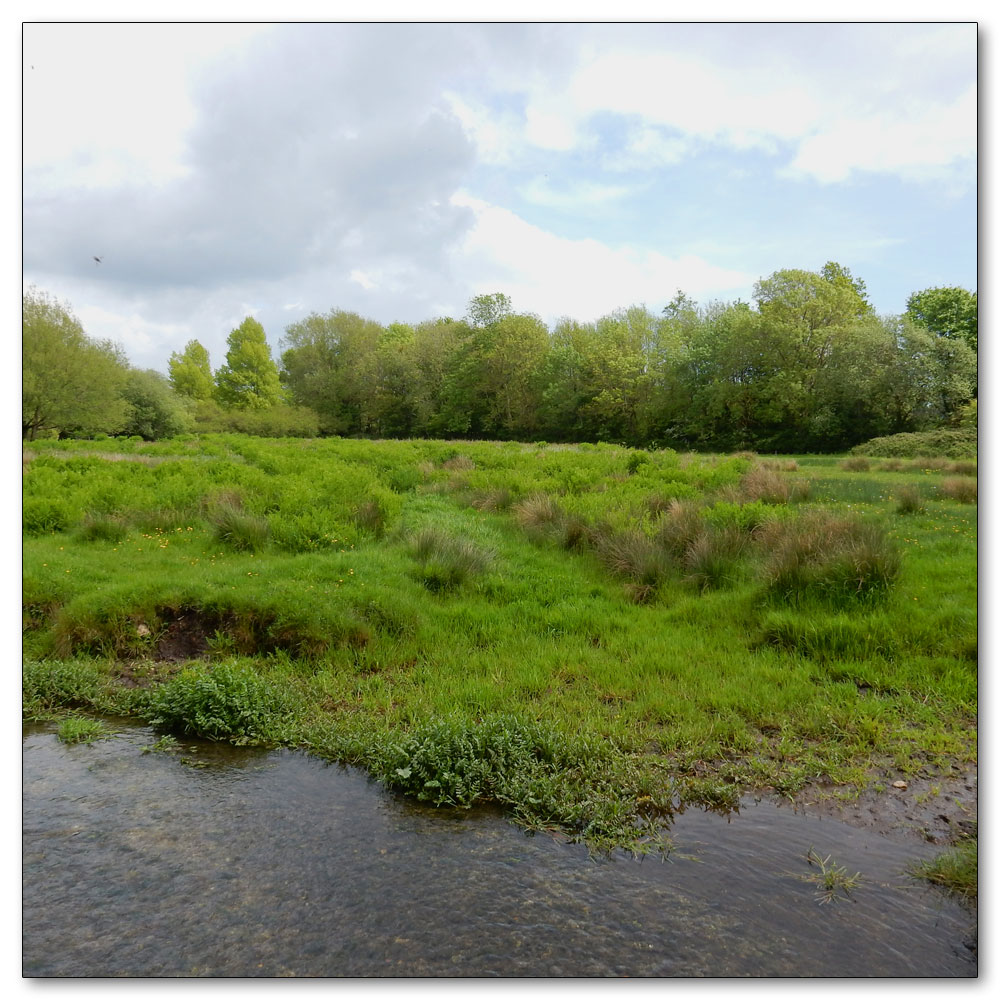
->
(23, 724, 976, 977)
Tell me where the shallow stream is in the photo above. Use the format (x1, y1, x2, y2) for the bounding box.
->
(23, 723, 976, 977)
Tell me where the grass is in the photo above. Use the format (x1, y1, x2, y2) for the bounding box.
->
(56, 715, 113, 744)
(21, 435, 977, 854)
(793, 847, 865, 904)
(912, 835, 978, 903)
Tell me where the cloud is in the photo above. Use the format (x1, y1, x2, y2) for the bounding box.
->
(787, 86, 976, 186)
(449, 192, 755, 321)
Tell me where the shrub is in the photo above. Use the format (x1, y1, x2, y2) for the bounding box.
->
(895, 484, 925, 515)
(852, 427, 977, 459)
(145, 662, 289, 744)
(940, 477, 977, 504)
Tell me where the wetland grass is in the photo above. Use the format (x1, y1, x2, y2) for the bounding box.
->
(22, 435, 977, 855)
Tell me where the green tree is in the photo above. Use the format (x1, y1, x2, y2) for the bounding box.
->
(22, 287, 131, 440)
(168, 339, 214, 400)
(120, 369, 193, 440)
(281, 310, 384, 434)
(214, 317, 283, 410)
(905, 286, 978, 353)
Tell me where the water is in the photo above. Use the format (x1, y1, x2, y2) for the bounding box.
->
(23, 723, 976, 977)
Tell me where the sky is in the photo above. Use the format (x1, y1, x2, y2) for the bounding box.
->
(21, 18, 978, 375)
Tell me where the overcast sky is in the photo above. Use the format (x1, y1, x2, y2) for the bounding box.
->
(22, 20, 977, 374)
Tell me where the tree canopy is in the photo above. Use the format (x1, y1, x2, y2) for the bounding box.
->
(22, 288, 131, 440)
(214, 317, 283, 410)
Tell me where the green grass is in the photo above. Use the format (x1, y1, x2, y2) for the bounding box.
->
(22, 435, 977, 852)
(912, 836, 978, 902)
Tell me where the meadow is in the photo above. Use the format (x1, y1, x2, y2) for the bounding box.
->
(22, 433, 977, 855)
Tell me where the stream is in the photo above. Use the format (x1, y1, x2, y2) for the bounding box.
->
(22, 722, 976, 977)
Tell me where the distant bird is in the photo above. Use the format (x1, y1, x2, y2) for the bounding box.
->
(93, 256, 103, 264)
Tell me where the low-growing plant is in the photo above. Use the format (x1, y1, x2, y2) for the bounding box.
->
(895, 484, 925, 515)
(57, 715, 112, 745)
(911, 835, 977, 902)
(409, 527, 493, 592)
(211, 503, 270, 552)
(739, 465, 790, 504)
(683, 526, 747, 592)
(377, 715, 564, 807)
(654, 499, 706, 558)
(145, 661, 291, 744)
(948, 461, 977, 477)
(757, 512, 901, 607)
(793, 847, 865, 904)
(75, 512, 130, 542)
(940, 477, 977, 504)
(839, 456, 871, 472)
(23, 659, 104, 719)
(592, 527, 672, 588)
(23, 498, 71, 535)
(879, 459, 906, 472)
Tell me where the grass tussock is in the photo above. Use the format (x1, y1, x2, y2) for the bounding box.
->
(211, 503, 270, 553)
(940, 477, 977, 504)
(895, 484, 925, 515)
(911, 836, 977, 903)
(739, 465, 791, 504)
(410, 526, 493, 592)
(839, 456, 871, 472)
(757, 511, 901, 606)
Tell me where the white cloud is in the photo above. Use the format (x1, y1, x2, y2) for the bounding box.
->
(787, 86, 976, 185)
(518, 177, 634, 211)
(350, 269, 377, 291)
(449, 191, 754, 321)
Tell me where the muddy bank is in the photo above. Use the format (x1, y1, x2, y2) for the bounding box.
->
(782, 764, 977, 847)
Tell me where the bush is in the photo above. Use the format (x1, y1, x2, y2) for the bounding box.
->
(145, 662, 289, 744)
(852, 427, 977, 459)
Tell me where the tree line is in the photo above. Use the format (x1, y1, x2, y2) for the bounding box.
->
(22, 264, 977, 451)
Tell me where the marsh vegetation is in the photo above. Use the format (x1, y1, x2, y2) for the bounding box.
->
(22, 433, 977, 857)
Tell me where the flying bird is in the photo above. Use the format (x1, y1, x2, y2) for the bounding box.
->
(93, 256, 103, 264)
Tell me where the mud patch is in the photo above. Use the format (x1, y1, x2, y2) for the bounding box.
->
(782, 763, 977, 846)
(155, 607, 234, 662)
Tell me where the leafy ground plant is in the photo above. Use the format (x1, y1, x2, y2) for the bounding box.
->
(57, 715, 112, 745)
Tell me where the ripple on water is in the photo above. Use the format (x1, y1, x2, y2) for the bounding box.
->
(22, 725, 976, 977)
